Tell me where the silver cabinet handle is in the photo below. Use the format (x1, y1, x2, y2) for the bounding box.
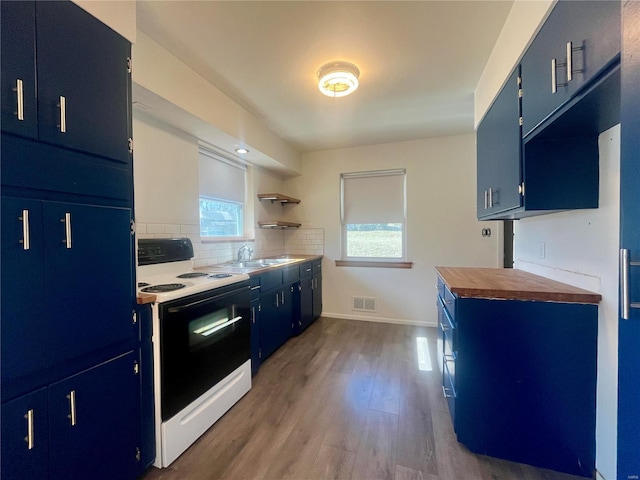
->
(281, 291, 285, 305)
(488, 188, 493, 208)
(275, 293, 279, 307)
(67, 390, 77, 426)
(61, 213, 72, 248)
(620, 249, 640, 320)
(58, 96, 66, 133)
(551, 58, 557, 94)
(19, 209, 30, 250)
(251, 307, 256, 324)
(24, 409, 34, 449)
(442, 385, 455, 399)
(484, 190, 488, 209)
(566, 41, 574, 82)
(13, 79, 24, 121)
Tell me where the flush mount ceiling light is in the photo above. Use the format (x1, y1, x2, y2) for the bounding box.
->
(234, 147, 249, 154)
(317, 61, 360, 98)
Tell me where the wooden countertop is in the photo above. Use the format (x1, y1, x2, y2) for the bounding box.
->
(434, 267, 602, 304)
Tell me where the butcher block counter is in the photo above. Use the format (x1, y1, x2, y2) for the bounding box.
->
(434, 266, 599, 477)
(434, 266, 601, 304)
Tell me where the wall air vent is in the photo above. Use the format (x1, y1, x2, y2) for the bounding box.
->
(352, 296, 377, 312)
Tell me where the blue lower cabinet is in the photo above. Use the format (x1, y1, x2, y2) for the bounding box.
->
(451, 297, 597, 478)
(49, 351, 141, 480)
(1, 352, 141, 480)
(137, 304, 156, 471)
(1, 388, 49, 480)
(250, 297, 261, 375)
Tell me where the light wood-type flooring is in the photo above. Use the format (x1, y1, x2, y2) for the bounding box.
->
(141, 317, 588, 480)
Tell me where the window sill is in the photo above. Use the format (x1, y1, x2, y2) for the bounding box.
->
(335, 260, 413, 269)
(201, 236, 254, 244)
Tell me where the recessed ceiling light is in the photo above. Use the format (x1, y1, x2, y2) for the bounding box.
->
(317, 61, 360, 98)
(235, 147, 249, 154)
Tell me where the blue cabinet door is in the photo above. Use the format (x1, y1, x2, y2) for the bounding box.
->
(521, 0, 620, 136)
(250, 297, 261, 375)
(0, 1, 37, 139)
(35, 1, 131, 164)
(43, 202, 135, 369)
(1, 197, 49, 402)
(312, 273, 323, 320)
(48, 351, 140, 480)
(477, 67, 522, 218)
(1, 388, 49, 480)
(299, 276, 314, 332)
(617, 2, 640, 478)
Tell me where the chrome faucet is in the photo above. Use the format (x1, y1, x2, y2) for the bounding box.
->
(237, 243, 253, 262)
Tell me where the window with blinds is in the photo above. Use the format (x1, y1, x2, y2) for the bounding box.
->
(340, 169, 406, 260)
(199, 148, 246, 238)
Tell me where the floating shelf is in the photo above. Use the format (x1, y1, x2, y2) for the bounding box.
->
(258, 221, 301, 229)
(257, 193, 301, 204)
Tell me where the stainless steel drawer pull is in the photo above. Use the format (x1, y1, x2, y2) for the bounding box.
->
(13, 79, 24, 120)
(58, 96, 66, 133)
(620, 249, 640, 320)
(24, 409, 34, 449)
(442, 385, 455, 399)
(566, 41, 584, 82)
(19, 209, 30, 250)
(62, 213, 72, 248)
(67, 390, 77, 426)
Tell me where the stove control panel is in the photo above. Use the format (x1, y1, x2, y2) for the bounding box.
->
(138, 238, 195, 266)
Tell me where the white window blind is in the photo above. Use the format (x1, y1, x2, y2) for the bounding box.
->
(341, 169, 406, 224)
(199, 149, 246, 203)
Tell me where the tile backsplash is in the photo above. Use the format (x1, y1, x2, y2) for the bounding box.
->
(136, 223, 324, 268)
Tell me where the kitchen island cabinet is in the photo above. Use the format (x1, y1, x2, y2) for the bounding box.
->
(435, 267, 600, 478)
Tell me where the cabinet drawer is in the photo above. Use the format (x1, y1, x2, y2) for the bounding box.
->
(443, 360, 456, 429)
(259, 270, 282, 292)
(300, 261, 314, 279)
(443, 285, 456, 322)
(283, 264, 299, 284)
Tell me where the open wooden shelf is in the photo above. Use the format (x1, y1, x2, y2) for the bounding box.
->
(258, 221, 301, 229)
(257, 193, 301, 204)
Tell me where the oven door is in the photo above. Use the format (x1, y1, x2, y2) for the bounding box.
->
(159, 281, 250, 421)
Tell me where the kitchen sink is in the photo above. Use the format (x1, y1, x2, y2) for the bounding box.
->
(223, 258, 301, 269)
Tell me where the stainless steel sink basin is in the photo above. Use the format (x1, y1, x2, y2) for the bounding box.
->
(223, 257, 302, 269)
(260, 258, 296, 265)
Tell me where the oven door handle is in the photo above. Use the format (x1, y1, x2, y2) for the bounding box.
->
(166, 289, 244, 313)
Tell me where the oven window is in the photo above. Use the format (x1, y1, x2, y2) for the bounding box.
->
(189, 305, 239, 349)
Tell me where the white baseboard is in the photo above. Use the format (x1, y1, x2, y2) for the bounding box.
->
(322, 312, 434, 327)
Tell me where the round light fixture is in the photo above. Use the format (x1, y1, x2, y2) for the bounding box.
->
(235, 147, 249, 154)
(317, 61, 360, 98)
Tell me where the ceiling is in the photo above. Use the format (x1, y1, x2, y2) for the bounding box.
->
(135, 1, 514, 153)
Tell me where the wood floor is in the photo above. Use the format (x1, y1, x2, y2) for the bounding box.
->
(141, 317, 588, 480)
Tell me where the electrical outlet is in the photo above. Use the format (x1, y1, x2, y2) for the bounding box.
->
(538, 241, 546, 259)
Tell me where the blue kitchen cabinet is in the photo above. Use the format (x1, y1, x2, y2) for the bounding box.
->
(1, 197, 49, 396)
(1, 388, 49, 480)
(250, 295, 261, 375)
(1, 196, 135, 402)
(520, 0, 620, 137)
(136, 304, 156, 472)
(0, 1, 132, 164)
(617, 2, 640, 478)
(296, 262, 314, 333)
(436, 274, 598, 477)
(312, 260, 323, 320)
(1, 352, 141, 480)
(476, 68, 522, 219)
(48, 351, 140, 480)
(1, 1, 38, 140)
(257, 268, 297, 362)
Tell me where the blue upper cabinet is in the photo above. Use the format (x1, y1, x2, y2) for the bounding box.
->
(521, 0, 620, 137)
(0, 1, 132, 164)
(477, 67, 522, 219)
(0, 1, 37, 140)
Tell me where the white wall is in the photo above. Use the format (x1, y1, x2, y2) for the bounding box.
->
(132, 31, 302, 176)
(284, 134, 500, 326)
(474, 0, 553, 125)
(514, 126, 620, 480)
